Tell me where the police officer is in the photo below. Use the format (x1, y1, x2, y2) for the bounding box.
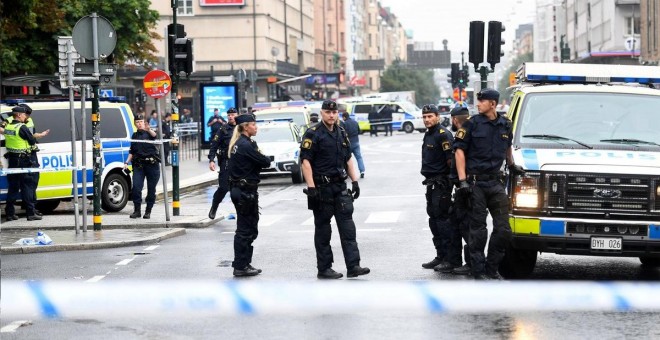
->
(4, 106, 41, 221)
(18, 104, 50, 216)
(453, 88, 524, 280)
(445, 105, 472, 275)
(227, 113, 271, 277)
(300, 100, 370, 279)
(124, 114, 161, 219)
(207, 107, 238, 219)
(419, 104, 455, 271)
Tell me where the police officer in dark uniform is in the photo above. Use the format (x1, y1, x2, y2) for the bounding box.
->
(446, 105, 472, 275)
(419, 104, 455, 271)
(18, 104, 50, 216)
(453, 88, 524, 280)
(207, 107, 238, 219)
(124, 114, 161, 219)
(227, 113, 271, 277)
(300, 100, 370, 279)
(4, 106, 41, 221)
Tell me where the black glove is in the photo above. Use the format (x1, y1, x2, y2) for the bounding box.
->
(456, 180, 471, 196)
(351, 181, 360, 200)
(508, 164, 526, 175)
(304, 187, 318, 199)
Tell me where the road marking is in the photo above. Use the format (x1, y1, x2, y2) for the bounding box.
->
(365, 211, 400, 224)
(144, 245, 160, 251)
(357, 228, 391, 232)
(115, 257, 135, 266)
(301, 217, 336, 226)
(259, 214, 285, 227)
(1, 320, 31, 333)
(86, 275, 105, 283)
(221, 231, 235, 234)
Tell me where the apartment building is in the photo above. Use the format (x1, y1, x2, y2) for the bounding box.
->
(641, 0, 660, 64)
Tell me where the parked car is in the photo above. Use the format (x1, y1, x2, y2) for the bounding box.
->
(253, 119, 304, 183)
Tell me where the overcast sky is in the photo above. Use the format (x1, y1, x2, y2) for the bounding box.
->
(379, 0, 537, 63)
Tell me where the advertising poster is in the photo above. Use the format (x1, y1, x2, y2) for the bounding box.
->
(199, 82, 239, 146)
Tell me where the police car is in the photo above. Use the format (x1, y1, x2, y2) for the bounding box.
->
(252, 101, 312, 132)
(252, 119, 304, 183)
(500, 62, 660, 278)
(346, 100, 425, 134)
(1, 99, 134, 213)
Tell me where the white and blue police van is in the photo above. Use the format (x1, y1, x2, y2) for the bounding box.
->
(344, 100, 425, 134)
(0, 98, 135, 213)
(501, 62, 660, 278)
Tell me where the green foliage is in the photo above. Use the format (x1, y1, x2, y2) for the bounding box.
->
(380, 61, 440, 106)
(0, 0, 160, 76)
(497, 52, 533, 101)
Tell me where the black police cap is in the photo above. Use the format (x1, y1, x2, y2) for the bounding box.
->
(321, 100, 338, 110)
(421, 104, 438, 114)
(450, 106, 469, 116)
(11, 106, 27, 114)
(477, 88, 500, 102)
(227, 107, 238, 114)
(18, 103, 33, 114)
(235, 113, 256, 125)
(134, 114, 145, 121)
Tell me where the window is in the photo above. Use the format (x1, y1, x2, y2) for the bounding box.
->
(29, 108, 128, 144)
(340, 0, 344, 19)
(625, 17, 640, 35)
(177, 0, 193, 16)
(340, 32, 345, 52)
(369, 33, 372, 47)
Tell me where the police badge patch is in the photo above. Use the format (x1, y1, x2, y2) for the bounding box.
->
(456, 128, 466, 139)
(442, 141, 450, 151)
(302, 138, 313, 149)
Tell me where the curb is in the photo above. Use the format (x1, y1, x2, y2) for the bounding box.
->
(0, 215, 225, 231)
(1, 228, 187, 255)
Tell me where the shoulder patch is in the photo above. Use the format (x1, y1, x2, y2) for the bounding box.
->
(439, 129, 445, 134)
(442, 141, 450, 151)
(466, 115, 472, 120)
(302, 138, 313, 149)
(311, 126, 317, 131)
(456, 128, 466, 139)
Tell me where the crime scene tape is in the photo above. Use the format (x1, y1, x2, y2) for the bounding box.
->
(2, 280, 659, 319)
(0, 166, 84, 175)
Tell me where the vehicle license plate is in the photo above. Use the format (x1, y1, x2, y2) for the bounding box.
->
(591, 237, 622, 250)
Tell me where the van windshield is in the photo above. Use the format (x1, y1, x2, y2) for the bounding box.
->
(516, 92, 660, 148)
(398, 101, 420, 113)
(255, 111, 306, 127)
(253, 126, 295, 143)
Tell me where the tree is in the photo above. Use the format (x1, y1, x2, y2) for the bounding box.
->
(380, 61, 440, 106)
(497, 52, 533, 101)
(0, 0, 160, 76)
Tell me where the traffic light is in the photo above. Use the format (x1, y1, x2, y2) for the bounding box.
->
(450, 63, 460, 88)
(461, 64, 469, 86)
(174, 37, 194, 76)
(167, 24, 185, 74)
(487, 21, 505, 69)
(469, 21, 485, 71)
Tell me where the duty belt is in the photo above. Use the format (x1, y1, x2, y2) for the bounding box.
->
(313, 175, 347, 185)
(468, 173, 503, 181)
(230, 179, 258, 190)
(422, 173, 449, 186)
(137, 157, 158, 163)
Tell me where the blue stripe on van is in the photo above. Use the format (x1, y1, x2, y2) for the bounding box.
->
(120, 105, 135, 135)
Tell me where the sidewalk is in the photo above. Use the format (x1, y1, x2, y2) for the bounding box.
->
(1, 157, 226, 254)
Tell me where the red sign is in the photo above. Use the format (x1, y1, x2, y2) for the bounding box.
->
(143, 70, 172, 99)
(200, 0, 246, 6)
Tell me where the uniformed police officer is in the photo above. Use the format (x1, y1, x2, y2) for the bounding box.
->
(300, 99, 370, 279)
(445, 104, 472, 275)
(207, 107, 238, 219)
(419, 104, 455, 271)
(124, 114, 161, 219)
(453, 88, 524, 280)
(227, 113, 271, 277)
(17, 104, 50, 216)
(4, 106, 41, 221)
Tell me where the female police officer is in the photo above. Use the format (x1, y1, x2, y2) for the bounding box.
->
(300, 100, 369, 279)
(227, 113, 271, 277)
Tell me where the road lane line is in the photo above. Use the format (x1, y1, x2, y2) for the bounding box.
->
(221, 231, 235, 234)
(144, 245, 160, 251)
(115, 257, 135, 266)
(86, 276, 105, 283)
(365, 211, 400, 224)
(1, 320, 31, 333)
(302, 216, 336, 226)
(259, 214, 285, 227)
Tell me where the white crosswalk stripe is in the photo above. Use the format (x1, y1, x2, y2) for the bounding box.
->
(259, 214, 285, 227)
(364, 211, 401, 224)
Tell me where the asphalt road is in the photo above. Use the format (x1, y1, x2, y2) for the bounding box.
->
(2, 131, 659, 339)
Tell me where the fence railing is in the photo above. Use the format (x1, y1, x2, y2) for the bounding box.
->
(176, 122, 201, 161)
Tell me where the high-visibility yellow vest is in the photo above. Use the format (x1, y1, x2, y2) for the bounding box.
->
(4, 122, 31, 153)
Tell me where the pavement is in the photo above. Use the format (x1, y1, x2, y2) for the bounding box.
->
(1, 155, 224, 254)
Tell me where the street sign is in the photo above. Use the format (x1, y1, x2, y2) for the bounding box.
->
(143, 70, 172, 99)
(72, 14, 117, 60)
(100, 89, 114, 97)
(625, 36, 638, 52)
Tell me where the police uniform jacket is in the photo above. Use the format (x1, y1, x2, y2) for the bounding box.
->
(208, 123, 236, 162)
(421, 123, 453, 178)
(343, 117, 360, 145)
(452, 114, 512, 175)
(129, 130, 159, 161)
(4, 121, 37, 156)
(228, 134, 271, 183)
(300, 123, 351, 178)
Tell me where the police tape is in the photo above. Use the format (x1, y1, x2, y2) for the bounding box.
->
(101, 138, 173, 145)
(2, 280, 659, 319)
(0, 166, 84, 175)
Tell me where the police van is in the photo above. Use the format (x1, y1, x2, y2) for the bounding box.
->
(0, 99, 135, 213)
(501, 63, 660, 278)
(346, 100, 425, 134)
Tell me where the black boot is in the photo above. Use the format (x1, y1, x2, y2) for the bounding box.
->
(422, 257, 443, 269)
(143, 205, 153, 219)
(130, 204, 141, 218)
(347, 266, 370, 278)
(208, 202, 219, 219)
(317, 268, 343, 279)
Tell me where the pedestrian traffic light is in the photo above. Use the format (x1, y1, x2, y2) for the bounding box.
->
(450, 63, 460, 88)
(469, 21, 485, 71)
(487, 21, 505, 70)
(174, 37, 194, 76)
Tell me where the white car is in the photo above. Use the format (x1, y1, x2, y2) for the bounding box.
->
(253, 120, 304, 183)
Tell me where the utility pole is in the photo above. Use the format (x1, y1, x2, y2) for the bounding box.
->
(170, 0, 181, 216)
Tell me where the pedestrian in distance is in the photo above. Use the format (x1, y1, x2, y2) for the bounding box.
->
(124, 114, 161, 219)
(445, 104, 472, 275)
(227, 113, 272, 277)
(207, 107, 238, 220)
(3, 106, 41, 221)
(148, 110, 159, 129)
(367, 106, 380, 137)
(341, 111, 365, 178)
(381, 104, 394, 136)
(161, 113, 172, 166)
(453, 88, 525, 280)
(301, 100, 370, 279)
(207, 108, 225, 137)
(419, 104, 454, 271)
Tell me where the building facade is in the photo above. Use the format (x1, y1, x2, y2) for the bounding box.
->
(641, 0, 660, 64)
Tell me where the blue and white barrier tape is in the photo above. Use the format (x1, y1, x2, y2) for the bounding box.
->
(0, 166, 84, 175)
(101, 138, 173, 145)
(2, 280, 659, 319)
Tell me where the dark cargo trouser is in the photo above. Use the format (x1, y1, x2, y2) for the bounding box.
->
(212, 157, 230, 205)
(425, 180, 452, 261)
(468, 181, 512, 276)
(230, 186, 259, 269)
(447, 191, 470, 267)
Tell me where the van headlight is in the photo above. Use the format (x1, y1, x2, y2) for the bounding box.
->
(514, 174, 540, 209)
